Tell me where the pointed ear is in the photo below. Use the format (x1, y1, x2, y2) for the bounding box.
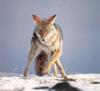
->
(47, 15, 56, 24)
(32, 15, 41, 24)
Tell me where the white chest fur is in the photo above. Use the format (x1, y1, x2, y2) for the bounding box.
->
(35, 30, 60, 55)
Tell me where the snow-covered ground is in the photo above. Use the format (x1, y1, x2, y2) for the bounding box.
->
(0, 73, 100, 91)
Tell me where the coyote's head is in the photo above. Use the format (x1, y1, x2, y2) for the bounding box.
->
(32, 15, 56, 41)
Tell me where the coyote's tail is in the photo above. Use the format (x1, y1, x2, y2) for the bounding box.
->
(35, 51, 48, 76)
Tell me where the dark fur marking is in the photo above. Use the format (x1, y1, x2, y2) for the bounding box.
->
(35, 51, 48, 76)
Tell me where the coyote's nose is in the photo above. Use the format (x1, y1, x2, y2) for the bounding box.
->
(42, 39, 45, 41)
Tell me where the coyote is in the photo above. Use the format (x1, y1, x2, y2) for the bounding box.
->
(23, 15, 66, 78)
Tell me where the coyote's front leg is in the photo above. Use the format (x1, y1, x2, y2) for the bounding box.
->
(23, 44, 41, 77)
(43, 49, 61, 73)
(43, 48, 66, 78)
(55, 59, 66, 78)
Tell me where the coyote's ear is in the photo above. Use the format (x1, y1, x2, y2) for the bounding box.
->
(32, 15, 41, 24)
(47, 15, 56, 24)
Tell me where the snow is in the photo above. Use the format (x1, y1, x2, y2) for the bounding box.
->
(0, 73, 100, 91)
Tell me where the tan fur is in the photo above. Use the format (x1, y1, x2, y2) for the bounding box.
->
(23, 15, 66, 78)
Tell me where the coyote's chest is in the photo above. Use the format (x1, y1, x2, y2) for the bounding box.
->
(35, 30, 60, 55)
